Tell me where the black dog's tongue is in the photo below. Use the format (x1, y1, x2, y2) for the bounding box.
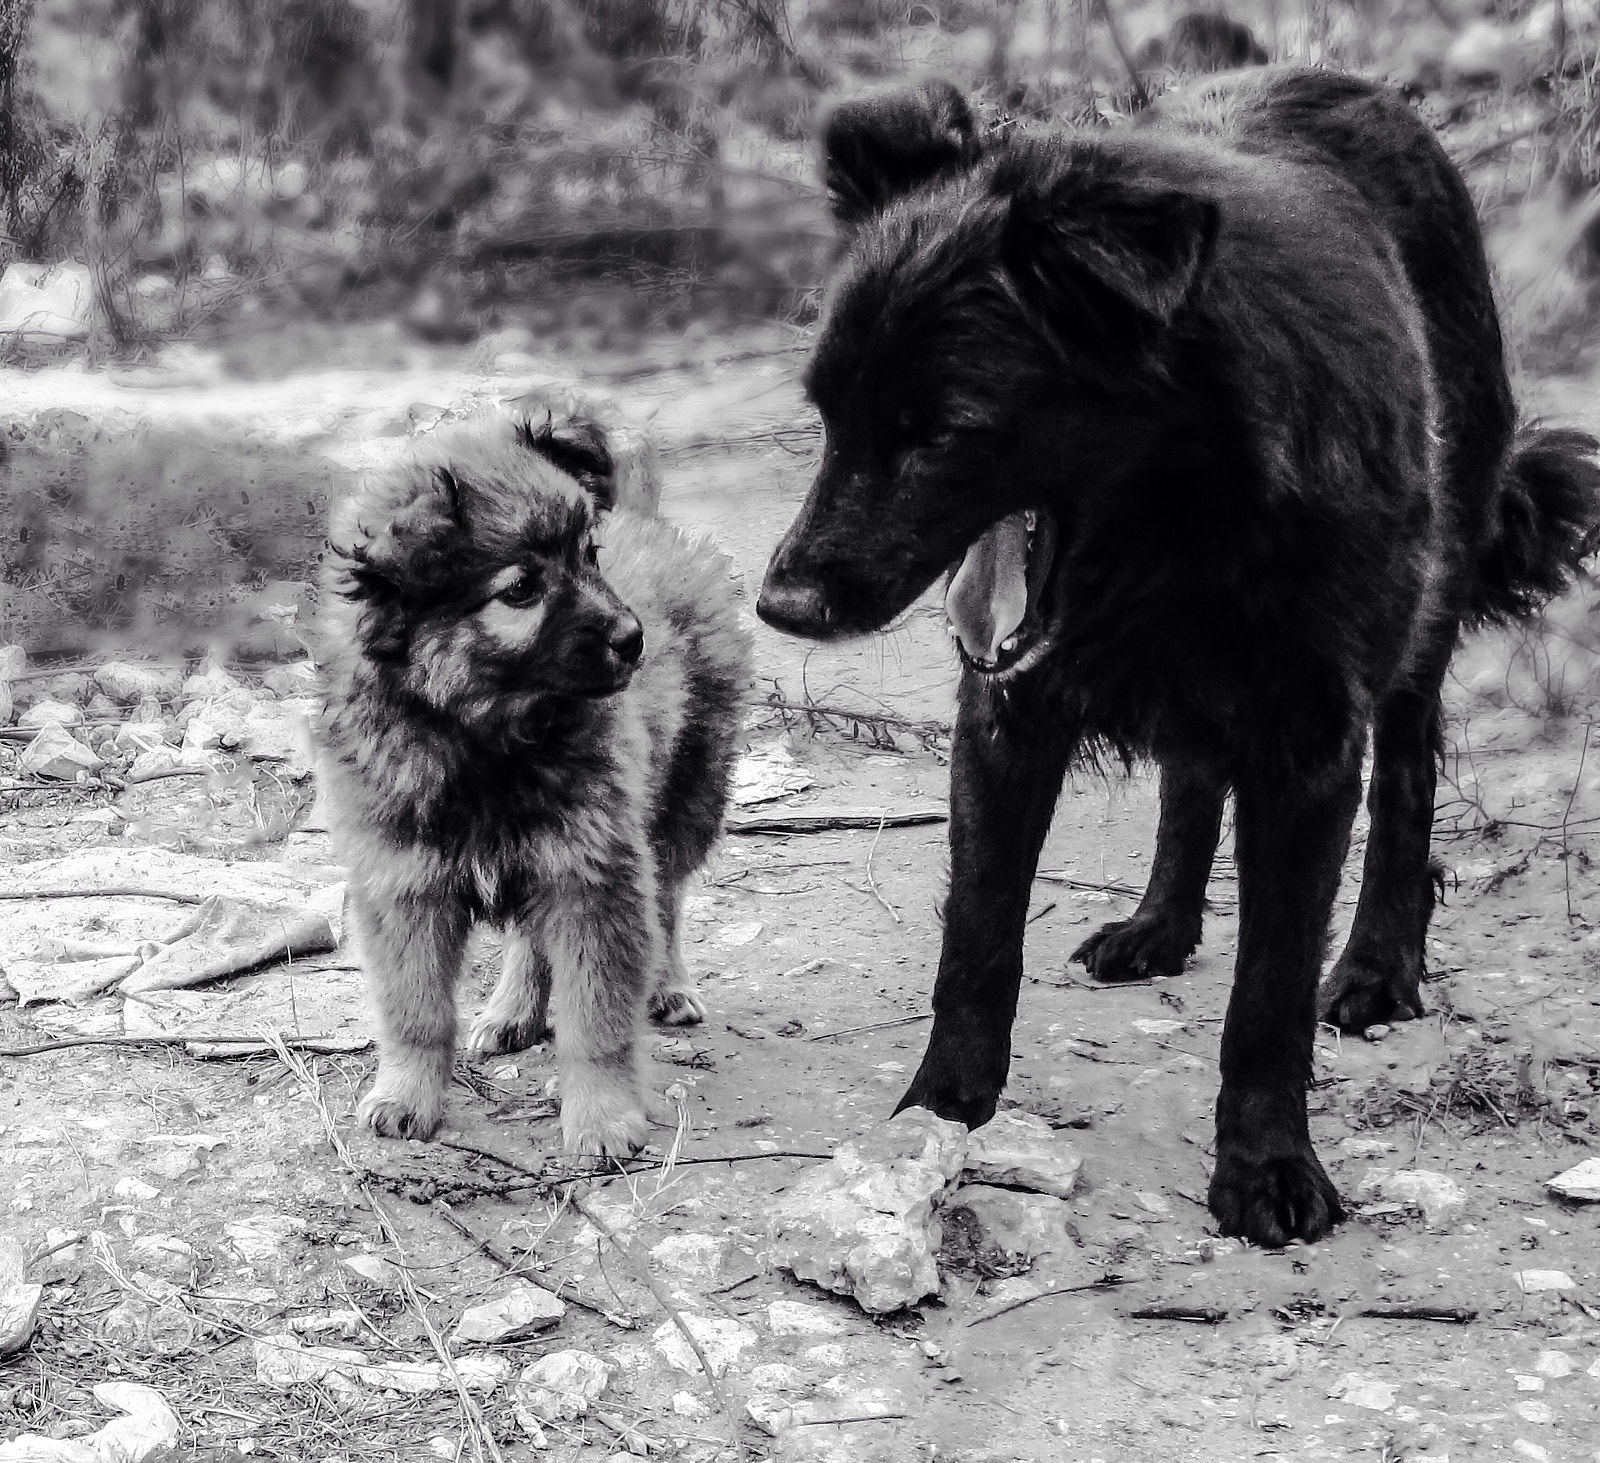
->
(946, 512, 1030, 664)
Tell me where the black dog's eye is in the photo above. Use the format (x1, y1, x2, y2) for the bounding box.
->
(498, 571, 542, 607)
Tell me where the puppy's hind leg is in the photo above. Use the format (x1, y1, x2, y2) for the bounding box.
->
(648, 879, 705, 1027)
(469, 923, 554, 1055)
(353, 884, 470, 1141)
(546, 852, 659, 1158)
(1074, 756, 1226, 982)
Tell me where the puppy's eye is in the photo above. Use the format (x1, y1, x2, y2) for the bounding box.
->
(498, 572, 541, 607)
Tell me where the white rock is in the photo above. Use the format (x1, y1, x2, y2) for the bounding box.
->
(115, 720, 168, 756)
(943, 1184, 1073, 1261)
(20, 723, 102, 780)
(767, 1108, 969, 1314)
(0, 1236, 43, 1358)
(113, 1175, 160, 1202)
(262, 660, 318, 698)
(94, 662, 183, 704)
(180, 661, 245, 704)
(1328, 1372, 1396, 1411)
(513, 1348, 611, 1421)
(0, 1382, 184, 1462)
(1547, 1157, 1600, 1202)
(962, 1109, 1084, 1199)
(19, 699, 83, 729)
(1515, 1374, 1545, 1391)
(254, 1332, 366, 1388)
(651, 1314, 758, 1377)
(1446, 19, 1514, 80)
(748, 1363, 808, 1393)
(649, 1232, 728, 1281)
(0, 259, 93, 340)
(1514, 1400, 1554, 1424)
(451, 1284, 565, 1344)
(1355, 1169, 1467, 1228)
(1515, 1270, 1576, 1294)
(766, 1299, 846, 1337)
(803, 1343, 847, 1367)
(341, 1253, 405, 1289)
(359, 1354, 509, 1395)
(1512, 1441, 1551, 1462)
(0, 644, 24, 680)
(1534, 1350, 1574, 1379)
(671, 1390, 710, 1418)
(226, 1213, 307, 1263)
(0, 679, 10, 726)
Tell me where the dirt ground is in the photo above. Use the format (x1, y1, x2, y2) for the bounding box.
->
(3, 332, 1600, 1463)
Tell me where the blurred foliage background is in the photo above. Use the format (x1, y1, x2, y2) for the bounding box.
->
(0, 0, 1596, 367)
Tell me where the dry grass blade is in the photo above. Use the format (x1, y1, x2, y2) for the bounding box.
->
(568, 1186, 749, 1462)
(263, 1034, 507, 1463)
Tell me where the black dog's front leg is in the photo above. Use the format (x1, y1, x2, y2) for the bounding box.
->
(1208, 754, 1362, 1245)
(897, 676, 1073, 1128)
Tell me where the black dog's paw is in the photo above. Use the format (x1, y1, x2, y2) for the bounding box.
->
(1317, 954, 1424, 1031)
(894, 1021, 1009, 1130)
(1208, 1144, 1345, 1246)
(1072, 912, 1197, 982)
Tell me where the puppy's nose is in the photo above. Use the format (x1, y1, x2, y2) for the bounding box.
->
(609, 616, 645, 665)
(756, 577, 832, 636)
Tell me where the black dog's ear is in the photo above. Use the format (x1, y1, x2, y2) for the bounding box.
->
(1001, 167, 1219, 336)
(517, 413, 618, 510)
(823, 79, 979, 228)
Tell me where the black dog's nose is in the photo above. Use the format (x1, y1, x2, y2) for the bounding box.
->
(756, 577, 832, 636)
(609, 617, 645, 665)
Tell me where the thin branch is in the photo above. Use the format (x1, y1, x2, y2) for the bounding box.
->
(0, 885, 206, 903)
(1094, 0, 1150, 109)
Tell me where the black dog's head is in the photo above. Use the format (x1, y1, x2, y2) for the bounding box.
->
(327, 413, 644, 729)
(758, 80, 1219, 677)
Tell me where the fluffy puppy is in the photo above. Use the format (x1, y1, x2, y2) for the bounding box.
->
(317, 413, 752, 1155)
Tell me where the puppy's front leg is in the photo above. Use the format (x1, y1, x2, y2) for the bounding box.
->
(544, 854, 660, 1157)
(897, 676, 1073, 1128)
(352, 881, 470, 1141)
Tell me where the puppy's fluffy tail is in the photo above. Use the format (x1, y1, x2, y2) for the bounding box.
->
(1468, 425, 1600, 626)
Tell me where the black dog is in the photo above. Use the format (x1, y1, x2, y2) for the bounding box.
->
(758, 70, 1600, 1246)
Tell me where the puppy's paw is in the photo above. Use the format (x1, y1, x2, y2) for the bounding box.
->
(648, 982, 706, 1027)
(558, 1067, 650, 1158)
(358, 1078, 446, 1142)
(468, 1011, 552, 1056)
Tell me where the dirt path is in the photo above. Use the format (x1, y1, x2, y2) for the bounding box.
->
(3, 341, 1600, 1463)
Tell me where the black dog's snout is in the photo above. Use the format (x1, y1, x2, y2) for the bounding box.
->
(756, 577, 832, 637)
(609, 616, 645, 665)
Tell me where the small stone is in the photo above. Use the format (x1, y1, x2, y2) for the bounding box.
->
(19, 698, 83, 729)
(20, 723, 102, 780)
(942, 1184, 1073, 1263)
(451, 1284, 565, 1344)
(802, 1342, 847, 1367)
(748, 1363, 807, 1393)
(262, 660, 318, 698)
(180, 660, 245, 705)
(225, 1213, 307, 1263)
(671, 1390, 710, 1418)
(1341, 1137, 1398, 1159)
(1355, 1169, 1467, 1228)
(1512, 1441, 1552, 1462)
(1515, 1270, 1576, 1294)
(0, 1237, 43, 1358)
(766, 1299, 846, 1337)
(113, 1175, 160, 1202)
(1364, 1023, 1393, 1041)
(1514, 1400, 1554, 1425)
(1534, 1350, 1574, 1379)
(95, 662, 183, 704)
(1547, 1157, 1600, 1203)
(0, 679, 10, 726)
(0, 644, 25, 680)
(1328, 1373, 1396, 1411)
(254, 1332, 366, 1389)
(115, 720, 169, 756)
(767, 1108, 969, 1314)
(513, 1348, 611, 1422)
(1515, 1374, 1545, 1391)
(962, 1109, 1084, 1199)
(652, 1313, 758, 1377)
(648, 1232, 727, 1281)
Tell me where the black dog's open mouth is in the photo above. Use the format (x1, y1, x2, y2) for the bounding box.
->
(945, 508, 1059, 676)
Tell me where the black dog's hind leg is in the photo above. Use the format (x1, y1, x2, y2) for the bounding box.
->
(897, 677, 1073, 1129)
(1319, 679, 1447, 1031)
(1209, 752, 1361, 1245)
(1074, 756, 1226, 981)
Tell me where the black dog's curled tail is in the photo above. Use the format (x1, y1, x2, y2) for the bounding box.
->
(1468, 425, 1600, 626)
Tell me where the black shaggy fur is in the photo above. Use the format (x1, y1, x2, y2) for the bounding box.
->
(757, 69, 1600, 1246)
(318, 413, 752, 1156)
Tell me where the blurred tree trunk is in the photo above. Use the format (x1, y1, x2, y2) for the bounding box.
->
(408, 0, 457, 94)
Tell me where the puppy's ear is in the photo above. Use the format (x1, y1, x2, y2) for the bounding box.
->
(330, 468, 462, 602)
(517, 413, 618, 510)
(1000, 164, 1218, 338)
(823, 79, 979, 228)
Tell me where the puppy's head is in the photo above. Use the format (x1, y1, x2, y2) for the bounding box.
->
(327, 413, 644, 729)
